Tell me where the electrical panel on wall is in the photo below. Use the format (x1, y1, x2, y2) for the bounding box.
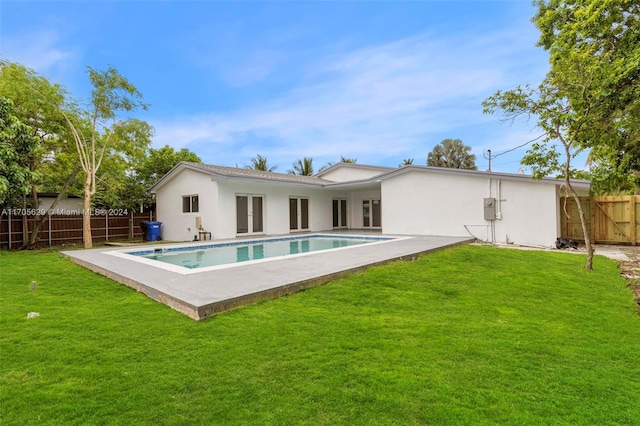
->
(484, 198, 496, 220)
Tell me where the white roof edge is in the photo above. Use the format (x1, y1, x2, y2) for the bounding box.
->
(379, 165, 591, 188)
(324, 165, 590, 189)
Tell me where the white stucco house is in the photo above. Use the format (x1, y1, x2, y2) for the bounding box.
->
(150, 162, 590, 247)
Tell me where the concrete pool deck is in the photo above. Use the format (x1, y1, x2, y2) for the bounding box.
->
(62, 234, 472, 320)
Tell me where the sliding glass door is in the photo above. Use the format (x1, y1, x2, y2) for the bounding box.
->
(333, 199, 347, 228)
(289, 197, 309, 231)
(362, 199, 381, 228)
(236, 194, 264, 235)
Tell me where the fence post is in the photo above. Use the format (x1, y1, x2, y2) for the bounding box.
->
(631, 196, 637, 245)
(48, 213, 52, 246)
(8, 213, 12, 250)
(129, 211, 134, 239)
(106, 213, 109, 241)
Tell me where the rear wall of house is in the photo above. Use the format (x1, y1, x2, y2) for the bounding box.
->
(214, 180, 336, 240)
(381, 171, 560, 247)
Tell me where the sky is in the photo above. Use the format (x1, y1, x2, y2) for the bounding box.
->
(1, 0, 558, 174)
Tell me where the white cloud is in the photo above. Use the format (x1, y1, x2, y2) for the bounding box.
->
(152, 23, 549, 171)
(1, 30, 76, 73)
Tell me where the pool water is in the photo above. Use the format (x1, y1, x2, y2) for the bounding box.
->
(132, 235, 390, 269)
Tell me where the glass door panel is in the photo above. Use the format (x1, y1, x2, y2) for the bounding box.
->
(301, 198, 309, 229)
(289, 198, 298, 230)
(372, 199, 381, 227)
(236, 196, 248, 234)
(363, 200, 370, 227)
(252, 196, 263, 233)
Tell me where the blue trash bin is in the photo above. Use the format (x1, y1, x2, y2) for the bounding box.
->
(146, 221, 162, 242)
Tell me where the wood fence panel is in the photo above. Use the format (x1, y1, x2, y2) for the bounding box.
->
(0, 210, 154, 249)
(560, 195, 639, 245)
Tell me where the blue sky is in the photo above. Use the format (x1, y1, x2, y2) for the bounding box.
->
(2, 0, 555, 174)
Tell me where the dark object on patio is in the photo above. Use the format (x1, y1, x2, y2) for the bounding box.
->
(555, 238, 578, 250)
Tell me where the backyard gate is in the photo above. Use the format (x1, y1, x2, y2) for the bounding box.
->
(560, 195, 640, 245)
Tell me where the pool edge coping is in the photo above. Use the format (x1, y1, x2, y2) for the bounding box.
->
(63, 236, 473, 320)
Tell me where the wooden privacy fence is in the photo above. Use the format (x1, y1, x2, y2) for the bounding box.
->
(560, 195, 640, 245)
(0, 210, 155, 249)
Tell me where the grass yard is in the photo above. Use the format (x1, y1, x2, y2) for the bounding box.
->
(1, 245, 639, 425)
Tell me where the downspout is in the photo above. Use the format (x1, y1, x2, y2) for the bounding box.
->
(497, 179, 502, 220)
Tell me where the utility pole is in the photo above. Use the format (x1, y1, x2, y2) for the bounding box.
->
(483, 149, 492, 172)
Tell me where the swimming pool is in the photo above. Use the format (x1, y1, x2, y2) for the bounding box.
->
(108, 234, 397, 274)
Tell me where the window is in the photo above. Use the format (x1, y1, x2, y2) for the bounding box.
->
(182, 195, 199, 213)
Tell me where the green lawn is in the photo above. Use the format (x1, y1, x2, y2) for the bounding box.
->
(2, 245, 639, 425)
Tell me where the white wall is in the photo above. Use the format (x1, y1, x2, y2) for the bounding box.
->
(38, 197, 84, 214)
(156, 166, 578, 246)
(347, 189, 382, 229)
(381, 170, 560, 247)
(318, 165, 389, 182)
(215, 180, 337, 239)
(154, 169, 218, 241)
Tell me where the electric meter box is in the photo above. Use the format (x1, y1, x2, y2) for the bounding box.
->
(484, 198, 496, 220)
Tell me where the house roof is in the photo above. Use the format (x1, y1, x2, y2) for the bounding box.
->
(369, 165, 592, 189)
(150, 162, 333, 191)
(150, 161, 590, 192)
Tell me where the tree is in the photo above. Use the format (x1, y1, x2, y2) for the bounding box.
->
(110, 145, 201, 211)
(399, 158, 414, 167)
(0, 97, 40, 205)
(137, 145, 201, 185)
(427, 139, 477, 170)
(339, 155, 357, 163)
(533, 0, 640, 193)
(62, 66, 149, 249)
(483, 78, 595, 270)
(0, 61, 77, 248)
(288, 157, 314, 176)
(245, 154, 276, 172)
(319, 155, 358, 172)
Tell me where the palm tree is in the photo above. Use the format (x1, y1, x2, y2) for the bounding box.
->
(319, 155, 357, 172)
(245, 154, 277, 172)
(289, 157, 314, 176)
(427, 139, 477, 170)
(399, 158, 414, 167)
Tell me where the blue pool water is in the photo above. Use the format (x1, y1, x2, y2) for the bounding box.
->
(130, 235, 391, 269)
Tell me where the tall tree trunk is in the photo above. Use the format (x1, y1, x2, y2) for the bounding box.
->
(21, 195, 28, 249)
(568, 184, 593, 270)
(562, 141, 593, 270)
(83, 174, 93, 249)
(25, 167, 81, 249)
